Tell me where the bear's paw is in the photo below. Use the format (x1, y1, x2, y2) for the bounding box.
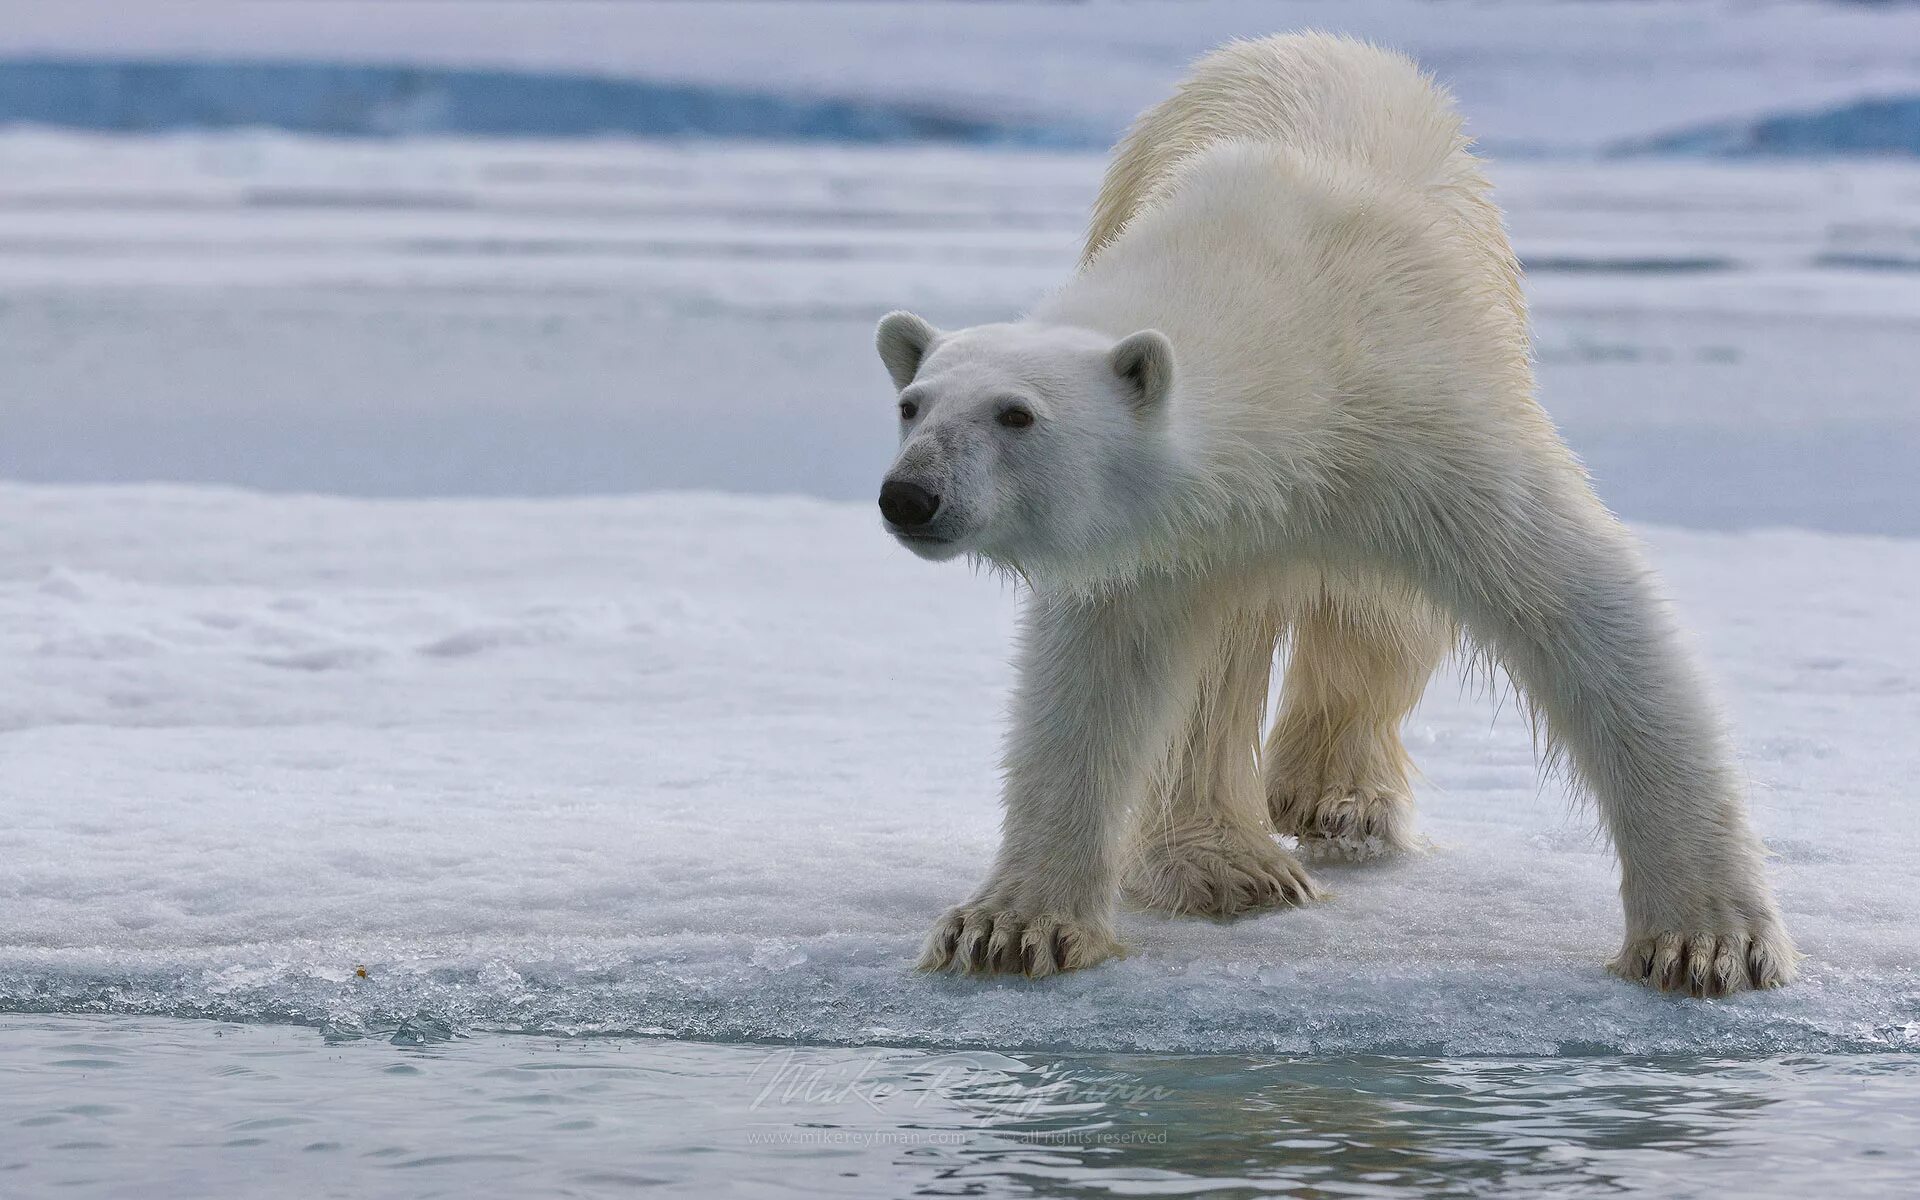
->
(1123, 819, 1319, 918)
(1609, 925, 1800, 997)
(917, 904, 1123, 978)
(1270, 786, 1420, 862)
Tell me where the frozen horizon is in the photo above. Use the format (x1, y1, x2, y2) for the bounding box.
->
(3, 1, 1920, 155)
(0, 131, 1915, 536)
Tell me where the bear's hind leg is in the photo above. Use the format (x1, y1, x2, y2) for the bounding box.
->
(1122, 606, 1320, 918)
(1265, 590, 1451, 861)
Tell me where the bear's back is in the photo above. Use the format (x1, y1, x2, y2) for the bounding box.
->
(1084, 33, 1523, 338)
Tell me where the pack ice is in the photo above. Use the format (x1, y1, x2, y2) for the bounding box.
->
(0, 484, 1915, 1054)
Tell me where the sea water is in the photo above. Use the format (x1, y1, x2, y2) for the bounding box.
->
(4, 1016, 1918, 1198)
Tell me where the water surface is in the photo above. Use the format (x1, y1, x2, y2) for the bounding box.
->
(4, 1016, 1916, 1198)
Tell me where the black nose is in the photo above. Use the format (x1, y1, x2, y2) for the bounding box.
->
(878, 480, 940, 528)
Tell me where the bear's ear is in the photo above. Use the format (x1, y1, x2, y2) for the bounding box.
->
(1109, 329, 1174, 416)
(875, 311, 940, 390)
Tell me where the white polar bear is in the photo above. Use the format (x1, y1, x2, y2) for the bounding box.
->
(873, 33, 1797, 996)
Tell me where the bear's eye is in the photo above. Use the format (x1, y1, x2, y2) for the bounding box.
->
(997, 405, 1034, 430)
(898, 399, 918, 421)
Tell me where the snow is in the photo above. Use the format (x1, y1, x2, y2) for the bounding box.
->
(1, 484, 1916, 1055)
(5, 1, 1920, 155)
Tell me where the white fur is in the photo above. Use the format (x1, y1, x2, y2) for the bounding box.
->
(878, 33, 1797, 994)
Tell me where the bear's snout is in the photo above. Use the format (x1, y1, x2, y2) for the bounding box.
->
(878, 480, 942, 530)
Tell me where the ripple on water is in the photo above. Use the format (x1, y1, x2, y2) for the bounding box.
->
(2, 1015, 1918, 1199)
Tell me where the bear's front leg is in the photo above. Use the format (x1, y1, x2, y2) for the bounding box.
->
(919, 582, 1208, 977)
(1389, 480, 1799, 996)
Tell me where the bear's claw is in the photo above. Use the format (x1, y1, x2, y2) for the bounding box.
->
(1609, 927, 1799, 997)
(917, 907, 1122, 978)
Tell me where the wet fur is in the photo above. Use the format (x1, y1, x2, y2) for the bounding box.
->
(891, 33, 1796, 995)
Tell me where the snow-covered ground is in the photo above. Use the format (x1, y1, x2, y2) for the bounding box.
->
(2, 484, 1916, 1055)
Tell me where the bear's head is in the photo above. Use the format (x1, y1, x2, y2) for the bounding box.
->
(873, 311, 1175, 573)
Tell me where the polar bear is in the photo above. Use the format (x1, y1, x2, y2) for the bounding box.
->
(873, 33, 1796, 996)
